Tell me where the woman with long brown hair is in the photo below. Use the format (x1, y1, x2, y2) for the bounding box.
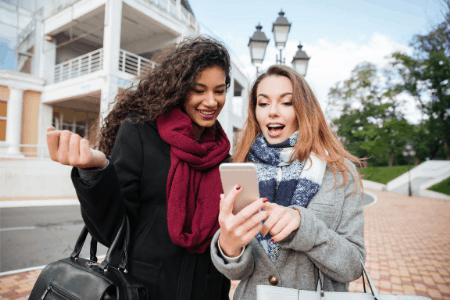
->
(210, 65, 366, 299)
(46, 36, 257, 300)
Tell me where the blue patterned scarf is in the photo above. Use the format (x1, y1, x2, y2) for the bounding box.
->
(249, 133, 327, 261)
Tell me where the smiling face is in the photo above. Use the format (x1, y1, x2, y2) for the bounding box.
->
(184, 66, 226, 138)
(255, 75, 298, 145)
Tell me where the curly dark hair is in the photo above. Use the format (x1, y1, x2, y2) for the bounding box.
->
(95, 36, 231, 156)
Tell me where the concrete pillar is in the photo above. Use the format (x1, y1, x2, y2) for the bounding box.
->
(6, 87, 25, 157)
(37, 103, 53, 157)
(43, 39, 57, 84)
(100, 0, 122, 122)
(241, 83, 249, 117)
(33, 16, 44, 78)
(176, 0, 181, 19)
(217, 73, 234, 146)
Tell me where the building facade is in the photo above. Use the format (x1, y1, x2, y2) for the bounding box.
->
(0, 0, 249, 159)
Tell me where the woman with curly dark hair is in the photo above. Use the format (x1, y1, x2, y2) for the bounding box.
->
(46, 36, 250, 300)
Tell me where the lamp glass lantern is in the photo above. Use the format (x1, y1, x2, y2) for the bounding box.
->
(292, 44, 310, 77)
(248, 24, 270, 65)
(272, 11, 291, 49)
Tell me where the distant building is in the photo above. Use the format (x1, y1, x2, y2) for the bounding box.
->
(0, 0, 248, 158)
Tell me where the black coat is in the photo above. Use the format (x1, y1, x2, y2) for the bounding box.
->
(71, 116, 230, 300)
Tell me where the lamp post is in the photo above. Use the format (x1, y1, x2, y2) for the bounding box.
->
(292, 43, 310, 77)
(248, 24, 270, 75)
(402, 141, 416, 197)
(272, 10, 291, 65)
(249, 10, 311, 77)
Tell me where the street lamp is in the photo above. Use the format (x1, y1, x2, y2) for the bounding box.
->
(248, 23, 270, 75)
(272, 10, 291, 64)
(248, 10, 311, 77)
(292, 43, 310, 77)
(402, 141, 416, 197)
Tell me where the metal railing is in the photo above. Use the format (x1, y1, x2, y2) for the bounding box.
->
(119, 49, 156, 77)
(44, 0, 80, 19)
(52, 48, 103, 83)
(16, 19, 36, 48)
(180, 5, 198, 30)
(42, 0, 198, 31)
(0, 143, 50, 160)
(48, 48, 156, 84)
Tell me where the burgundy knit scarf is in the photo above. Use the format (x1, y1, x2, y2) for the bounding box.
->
(156, 108, 230, 254)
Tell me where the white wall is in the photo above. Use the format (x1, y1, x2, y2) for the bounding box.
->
(0, 160, 76, 198)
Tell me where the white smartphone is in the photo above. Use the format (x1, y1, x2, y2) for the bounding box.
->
(219, 163, 260, 214)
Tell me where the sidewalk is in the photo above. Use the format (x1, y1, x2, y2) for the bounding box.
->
(1, 189, 449, 300)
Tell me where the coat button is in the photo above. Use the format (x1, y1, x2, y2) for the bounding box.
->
(269, 275, 278, 286)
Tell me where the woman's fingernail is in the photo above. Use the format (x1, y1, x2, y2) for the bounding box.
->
(263, 197, 268, 203)
(236, 184, 242, 190)
(270, 239, 274, 242)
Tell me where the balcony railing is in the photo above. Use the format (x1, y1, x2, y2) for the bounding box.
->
(119, 49, 156, 77)
(48, 48, 156, 84)
(44, 0, 80, 19)
(43, 0, 198, 31)
(52, 48, 103, 83)
(0, 142, 50, 160)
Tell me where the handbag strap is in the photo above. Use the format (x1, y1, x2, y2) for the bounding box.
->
(70, 226, 89, 259)
(316, 259, 380, 300)
(70, 215, 130, 272)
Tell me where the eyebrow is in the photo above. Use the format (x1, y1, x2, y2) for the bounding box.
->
(194, 83, 227, 88)
(257, 92, 293, 99)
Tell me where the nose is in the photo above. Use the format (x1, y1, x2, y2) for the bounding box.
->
(204, 91, 218, 108)
(268, 103, 279, 117)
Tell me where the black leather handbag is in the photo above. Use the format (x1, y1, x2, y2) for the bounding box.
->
(29, 215, 147, 300)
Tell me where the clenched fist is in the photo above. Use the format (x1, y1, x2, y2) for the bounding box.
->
(46, 126, 107, 169)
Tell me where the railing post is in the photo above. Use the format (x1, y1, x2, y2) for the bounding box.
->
(123, 51, 126, 72)
(137, 56, 141, 76)
(88, 52, 91, 73)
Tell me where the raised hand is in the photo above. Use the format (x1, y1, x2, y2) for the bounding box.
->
(46, 126, 107, 169)
(218, 185, 269, 257)
(260, 202, 301, 243)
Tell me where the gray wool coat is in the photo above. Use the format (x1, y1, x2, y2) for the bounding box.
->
(210, 161, 366, 300)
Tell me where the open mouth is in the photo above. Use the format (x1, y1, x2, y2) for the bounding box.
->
(197, 109, 216, 119)
(267, 124, 285, 137)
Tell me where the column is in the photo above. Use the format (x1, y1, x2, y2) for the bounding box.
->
(100, 0, 122, 122)
(6, 87, 25, 157)
(176, 0, 181, 19)
(37, 103, 53, 158)
(33, 16, 44, 78)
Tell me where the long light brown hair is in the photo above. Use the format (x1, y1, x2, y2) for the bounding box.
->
(234, 65, 363, 190)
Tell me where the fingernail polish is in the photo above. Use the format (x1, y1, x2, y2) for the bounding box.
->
(236, 184, 242, 190)
(263, 197, 268, 203)
(270, 239, 274, 242)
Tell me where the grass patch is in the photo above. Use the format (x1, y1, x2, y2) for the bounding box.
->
(359, 165, 410, 184)
(428, 177, 450, 196)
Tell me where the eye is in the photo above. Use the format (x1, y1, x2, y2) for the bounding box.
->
(283, 102, 293, 106)
(215, 90, 225, 95)
(193, 89, 204, 94)
(257, 102, 268, 107)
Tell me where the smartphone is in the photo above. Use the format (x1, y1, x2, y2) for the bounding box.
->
(219, 163, 260, 214)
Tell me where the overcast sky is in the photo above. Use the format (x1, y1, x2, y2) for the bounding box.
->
(189, 0, 445, 123)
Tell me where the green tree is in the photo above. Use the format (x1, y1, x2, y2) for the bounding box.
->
(390, 2, 450, 160)
(328, 63, 413, 166)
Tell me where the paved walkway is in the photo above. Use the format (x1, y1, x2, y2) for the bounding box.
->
(1, 189, 449, 300)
